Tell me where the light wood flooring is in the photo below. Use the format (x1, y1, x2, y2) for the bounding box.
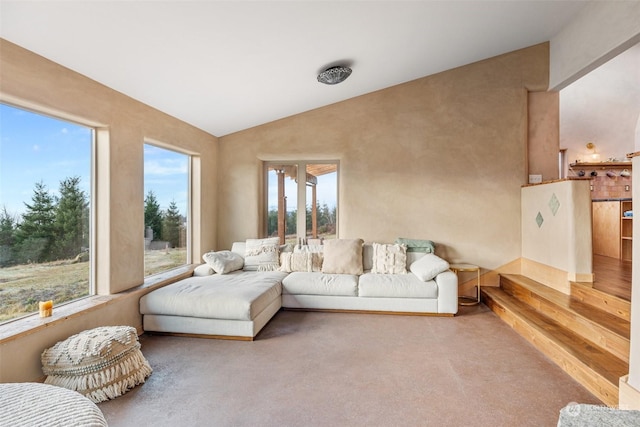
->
(590, 254, 632, 301)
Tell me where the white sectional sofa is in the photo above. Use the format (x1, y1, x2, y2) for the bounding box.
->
(139, 238, 458, 340)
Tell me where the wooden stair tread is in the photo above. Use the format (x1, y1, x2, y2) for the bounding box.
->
(482, 286, 629, 386)
(501, 274, 630, 339)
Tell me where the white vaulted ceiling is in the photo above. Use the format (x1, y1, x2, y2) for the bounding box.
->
(0, 1, 588, 137)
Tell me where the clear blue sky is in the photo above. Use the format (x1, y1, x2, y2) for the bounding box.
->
(0, 103, 187, 219)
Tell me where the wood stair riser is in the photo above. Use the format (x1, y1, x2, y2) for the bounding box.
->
(483, 293, 619, 407)
(500, 278, 630, 363)
(571, 282, 630, 322)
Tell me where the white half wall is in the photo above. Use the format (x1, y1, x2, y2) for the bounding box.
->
(521, 180, 593, 294)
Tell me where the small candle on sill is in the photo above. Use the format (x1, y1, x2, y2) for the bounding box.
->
(39, 300, 53, 318)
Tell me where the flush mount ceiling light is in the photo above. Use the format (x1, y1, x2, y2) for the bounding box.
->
(317, 66, 352, 85)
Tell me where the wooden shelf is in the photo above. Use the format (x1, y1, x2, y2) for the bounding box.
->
(570, 162, 632, 168)
(621, 200, 632, 261)
(569, 162, 631, 169)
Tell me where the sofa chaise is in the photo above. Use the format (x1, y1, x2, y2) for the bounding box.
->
(139, 238, 458, 340)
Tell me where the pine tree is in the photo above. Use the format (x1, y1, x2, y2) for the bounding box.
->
(15, 181, 57, 262)
(54, 176, 88, 259)
(0, 206, 18, 266)
(162, 199, 182, 248)
(144, 190, 163, 241)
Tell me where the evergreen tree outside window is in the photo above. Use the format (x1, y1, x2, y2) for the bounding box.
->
(266, 161, 338, 244)
(0, 103, 93, 323)
(143, 143, 189, 276)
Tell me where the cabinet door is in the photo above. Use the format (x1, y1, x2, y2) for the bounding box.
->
(592, 201, 621, 258)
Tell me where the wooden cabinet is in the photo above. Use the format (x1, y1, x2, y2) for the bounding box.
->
(592, 200, 633, 261)
(593, 201, 621, 258)
(621, 200, 633, 261)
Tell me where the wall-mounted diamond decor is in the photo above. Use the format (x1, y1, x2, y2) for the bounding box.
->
(549, 193, 560, 216)
(536, 212, 544, 228)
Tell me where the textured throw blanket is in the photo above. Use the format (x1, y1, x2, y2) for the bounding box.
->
(395, 237, 435, 253)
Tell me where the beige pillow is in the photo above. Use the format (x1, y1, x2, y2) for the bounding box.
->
(371, 243, 407, 274)
(321, 238, 364, 274)
(280, 252, 323, 272)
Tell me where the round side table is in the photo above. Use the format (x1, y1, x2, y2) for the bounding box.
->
(450, 263, 481, 306)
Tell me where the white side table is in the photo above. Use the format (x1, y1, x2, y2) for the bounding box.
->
(450, 263, 481, 306)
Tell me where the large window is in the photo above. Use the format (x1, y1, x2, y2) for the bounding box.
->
(0, 103, 93, 323)
(143, 143, 190, 276)
(266, 162, 338, 244)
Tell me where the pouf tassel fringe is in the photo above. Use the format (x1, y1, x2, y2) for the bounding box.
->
(45, 350, 152, 403)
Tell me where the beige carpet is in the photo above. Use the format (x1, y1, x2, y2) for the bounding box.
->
(99, 305, 600, 426)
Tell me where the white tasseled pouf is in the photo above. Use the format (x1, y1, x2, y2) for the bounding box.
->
(41, 325, 152, 403)
(0, 382, 108, 427)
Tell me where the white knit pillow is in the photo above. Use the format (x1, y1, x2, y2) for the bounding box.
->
(280, 252, 323, 272)
(371, 243, 407, 274)
(244, 237, 280, 271)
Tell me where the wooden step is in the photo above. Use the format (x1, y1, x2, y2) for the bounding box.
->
(500, 274, 630, 363)
(482, 286, 628, 407)
(571, 281, 631, 322)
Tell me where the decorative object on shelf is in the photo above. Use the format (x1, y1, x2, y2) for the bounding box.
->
(606, 170, 617, 178)
(590, 170, 598, 177)
(621, 169, 631, 177)
(578, 170, 586, 177)
(586, 142, 600, 162)
(317, 66, 352, 85)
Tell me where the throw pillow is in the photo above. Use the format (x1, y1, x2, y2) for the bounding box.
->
(321, 238, 364, 275)
(294, 244, 324, 253)
(193, 264, 215, 276)
(280, 252, 324, 272)
(371, 243, 407, 274)
(244, 237, 280, 272)
(410, 253, 450, 281)
(202, 250, 244, 274)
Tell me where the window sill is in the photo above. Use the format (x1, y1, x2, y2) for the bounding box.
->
(0, 264, 196, 344)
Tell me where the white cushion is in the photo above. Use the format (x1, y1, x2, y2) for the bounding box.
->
(371, 243, 407, 274)
(409, 253, 450, 281)
(244, 237, 280, 271)
(202, 250, 244, 274)
(193, 264, 214, 276)
(359, 273, 438, 298)
(282, 272, 358, 296)
(140, 271, 286, 321)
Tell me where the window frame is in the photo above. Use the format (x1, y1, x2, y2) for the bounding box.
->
(143, 140, 193, 277)
(0, 100, 97, 320)
(263, 160, 339, 242)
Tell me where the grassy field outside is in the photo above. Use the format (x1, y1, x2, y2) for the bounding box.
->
(0, 248, 187, 323)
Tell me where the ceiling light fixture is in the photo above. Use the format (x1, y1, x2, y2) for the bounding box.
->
(317, 66, 352, 85)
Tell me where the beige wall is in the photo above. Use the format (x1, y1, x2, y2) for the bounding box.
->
(0, 39, 218, 289)
(0, 39, 218, 381)
(528, 91, 560, 182)
(218, 44, 550, 272)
